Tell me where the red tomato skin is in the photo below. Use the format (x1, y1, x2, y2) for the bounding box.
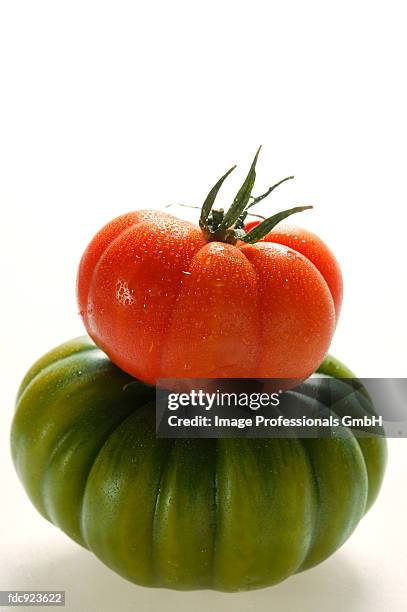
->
(77, 211, 338, 384)
(244, 221, 343, 318)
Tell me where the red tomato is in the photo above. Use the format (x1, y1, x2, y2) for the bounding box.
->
(77, 152, 342, 384)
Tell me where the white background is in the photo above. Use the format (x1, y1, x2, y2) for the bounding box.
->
(1, 1, 406, 611)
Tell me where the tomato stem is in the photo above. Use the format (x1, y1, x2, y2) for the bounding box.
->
(199, 166, 236, 232)
(199, 148, 313, 245)
(218, 146, 261, 232)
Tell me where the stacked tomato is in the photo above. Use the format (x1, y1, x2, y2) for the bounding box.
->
(11, 150, 386, 592)
(78, 148, 342, 384)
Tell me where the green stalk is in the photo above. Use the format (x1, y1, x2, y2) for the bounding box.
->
(199, 165, 236, 232)
(198, 148, 312, 245)
(218, 147, 261, 231)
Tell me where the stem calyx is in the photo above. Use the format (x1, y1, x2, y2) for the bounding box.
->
(199, 147, 312, 245)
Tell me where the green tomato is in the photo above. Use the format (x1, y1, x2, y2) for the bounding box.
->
(11, 337, 387, 591)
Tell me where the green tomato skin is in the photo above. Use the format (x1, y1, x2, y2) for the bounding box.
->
(11, 337, 387, 591)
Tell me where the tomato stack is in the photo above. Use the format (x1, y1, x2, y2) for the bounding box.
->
(11, 151, 386, 591)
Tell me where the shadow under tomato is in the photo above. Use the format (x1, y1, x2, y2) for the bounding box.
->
(6, 538, 364, 612)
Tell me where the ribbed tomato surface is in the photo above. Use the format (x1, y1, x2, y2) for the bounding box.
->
(77, 210, 342, 384)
